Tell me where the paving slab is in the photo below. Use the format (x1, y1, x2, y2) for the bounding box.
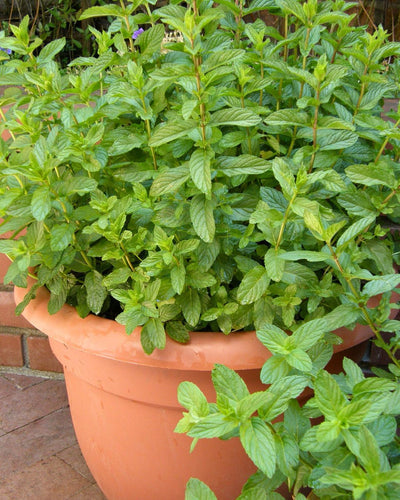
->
(2, 373, 46, 389)
(0, 408, 77, 477)
(57, 444, 95, 482)
(0, 379, 68, 432)
(0, 373, 107, 499)
(0, 456, 93, 500)
(68, 483, 107, 499)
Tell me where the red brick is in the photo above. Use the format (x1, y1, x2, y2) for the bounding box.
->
(0, 290, 33, 329)
(26, 336, 63, 373)
(0, 253, 11, 285)
(0, 333, 23, 367)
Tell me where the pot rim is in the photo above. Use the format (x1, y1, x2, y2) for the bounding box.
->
(14, 277, 394, 371)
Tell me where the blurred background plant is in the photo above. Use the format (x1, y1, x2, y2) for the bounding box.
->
(0, 0, 400, 64)
(0, 0, 109, 62)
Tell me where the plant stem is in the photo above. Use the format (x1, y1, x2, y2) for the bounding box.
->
(259, 54, 264, 107)
(0, 108, 16, 140)
(327, 242, 400, 369)
(275, 16, 289, 112)
(120, 242, 135, 272)
(287, 28, 311, 154)
(241, 88, 252, 154)
(275, 192, 296, 250)
(190, 2, 206, 145)
(138, 91, 157, 170)
(352, 60, 370, 122)
(374, 117, 400, 164)
(308, 85, 320, 173)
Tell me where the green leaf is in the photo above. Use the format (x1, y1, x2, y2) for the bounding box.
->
(364, 239, 394, 275)
(341, 400, 373, 428)
(177, 381, 209, 417)
(272, 158, 296, 197)
(316, 420, 341, 442)
(217, 155, 271, 177)
(345, 164, 397, 189)
(315, 371, 348, 419)
(237, 392, 271, 421)
(196, 240, 220, 271)
(322, 304, 361, 331)
(0, 240, 19, 255)
(31, 186, 51, 221)
(240, 418, 276, 478)
(266, 109, 309, 127)
(188, 413, 238, 438)
(292, 318, 328, 350)
(303, 210, 324, 240)
(187, 269, 216, 289)
(300, 426, 343, 452)
(260, 355, 291, 384)
(343, 357, 365, 389)
(336, 216, 375, 248)
(166, 321, 190, 343)
(178, 289, 201, 326)
(274, 431, 299, 476)
(357, 426, 382, 472)
(149, 166, 189, 196)
(212, 364, 249, 402)
(237, 267, 269, 305)
(141, 317, 166, 354)
(171, 263, 186, 294)
(363, 274, 400, 296)
(135, 24, 165, 56)
(286, 349, 312, 372)
(367, 415, 397, 446)
(276, 0, 307, 23)
(182, 100, 198, 120)
(103, 267, 132, 287)
(279, 251, 330, 262)
(260, 187, 288, 212)
(353, 377, 397, 396)
(190, 149, 212, 196)
(185, 478, 217, 500)
(264, 249, 285, 281)
(317, 116, 354, 130)
(190, 195, 215, 243)
(260, 376, 309, 421)
(284, 400, 311, 442)
(48, 287, 68, 315)
(67, 177, 98, 195)
(257, 325, 288, 354)
(84, 270, 107, 315)
(108, 131, 144, 156)
(318, 130, 359, 151)
(175, 239, 200, 256)
(203, 49, 244, 72)
(37, 38, 66, 64)
(50, 223, 74, 251)
(79, 5, 126, 20)
(210, 108, 261, 127)
(149, 120, 197, 147)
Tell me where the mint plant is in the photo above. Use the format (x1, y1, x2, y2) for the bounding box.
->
(1, 0, 399, 353)
(1, 0, 400, 496)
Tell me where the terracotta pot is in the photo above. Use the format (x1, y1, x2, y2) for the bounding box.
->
(14, 280, 396, 500)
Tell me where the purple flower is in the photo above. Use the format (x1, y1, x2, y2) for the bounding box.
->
(132, 28, 144, 40)
(0, 47, 12, 55)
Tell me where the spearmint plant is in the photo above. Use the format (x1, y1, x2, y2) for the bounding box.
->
(0, 1, 400, 495)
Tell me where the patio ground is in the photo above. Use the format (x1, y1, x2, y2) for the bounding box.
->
(0, 371, 106, 499)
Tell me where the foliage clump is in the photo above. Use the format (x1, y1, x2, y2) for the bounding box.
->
(1, 0, 400, 497)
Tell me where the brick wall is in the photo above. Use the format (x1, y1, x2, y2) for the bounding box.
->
(0, 241, 62, 375)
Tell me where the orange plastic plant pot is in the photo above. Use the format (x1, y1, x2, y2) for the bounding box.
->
(14, 280, 388, 500)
